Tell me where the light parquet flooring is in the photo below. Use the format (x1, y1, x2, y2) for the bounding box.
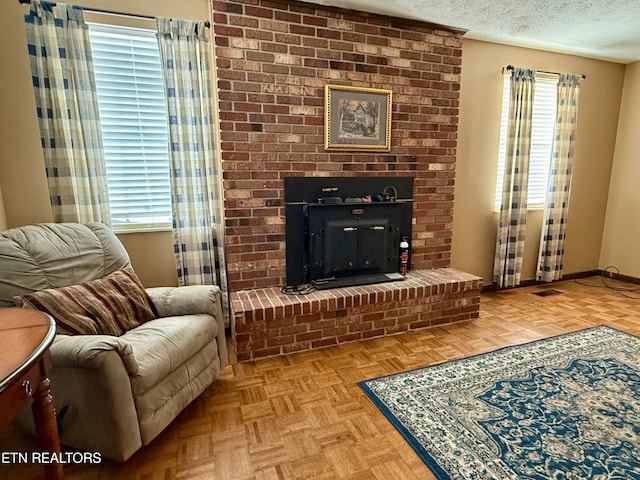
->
(2, 277, 640, 479)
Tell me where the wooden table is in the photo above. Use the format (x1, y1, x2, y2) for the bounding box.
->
(0, 308, 63, 480)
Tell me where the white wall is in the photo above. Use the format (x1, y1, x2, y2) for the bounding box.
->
(600, 61, 640, 277)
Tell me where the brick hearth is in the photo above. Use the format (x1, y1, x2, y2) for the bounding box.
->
(231, 268, 481, 361)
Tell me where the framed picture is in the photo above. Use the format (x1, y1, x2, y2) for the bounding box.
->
(324, 84, 392, 151)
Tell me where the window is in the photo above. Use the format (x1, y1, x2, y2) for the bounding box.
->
(494, 74, 558, 211)
(89, 23, 172, 232)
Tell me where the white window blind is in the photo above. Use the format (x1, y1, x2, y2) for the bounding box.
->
(89, 23, 172, 231)
(494, 74, 558, 211)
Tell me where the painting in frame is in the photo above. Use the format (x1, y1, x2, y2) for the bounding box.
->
(324, 84, 392, 151)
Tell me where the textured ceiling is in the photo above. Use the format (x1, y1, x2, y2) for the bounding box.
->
(300, 0, 640, 64)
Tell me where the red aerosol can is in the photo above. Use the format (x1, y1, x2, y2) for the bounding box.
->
(399, 237, 409, 276)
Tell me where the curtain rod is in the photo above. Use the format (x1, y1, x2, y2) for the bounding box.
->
(17, 0, 210, 28)
(503, 64, 586, 80)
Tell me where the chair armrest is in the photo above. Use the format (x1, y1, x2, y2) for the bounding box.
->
(146, 285, 222, 318)
(51, 334, 138, 375)
(16, 334, 143, 460)
(146, 285, 228, 371)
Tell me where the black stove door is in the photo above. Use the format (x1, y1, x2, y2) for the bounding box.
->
(308, 204, 400, 280)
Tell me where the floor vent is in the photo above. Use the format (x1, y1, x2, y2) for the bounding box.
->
(533, 289, 564, 297)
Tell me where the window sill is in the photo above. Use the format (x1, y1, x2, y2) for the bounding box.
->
(493, 205, 545, 213)
(113, 225, 172, 235)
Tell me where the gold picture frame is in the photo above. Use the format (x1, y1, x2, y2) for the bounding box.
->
(324, 84, 392, 151)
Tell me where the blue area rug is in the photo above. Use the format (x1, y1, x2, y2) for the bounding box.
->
(359, 326, 640, 479)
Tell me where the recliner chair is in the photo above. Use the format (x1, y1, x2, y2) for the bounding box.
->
(0, 222, 228, 461)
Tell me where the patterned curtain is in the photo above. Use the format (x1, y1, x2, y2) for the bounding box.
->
(156, 18, 229, 317)
(493, 68, 536, 289)
(537, 74, 583, 282)
(24, 1, 110, 224)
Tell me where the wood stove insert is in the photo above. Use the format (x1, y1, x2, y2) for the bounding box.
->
(285, 177, 413, 290)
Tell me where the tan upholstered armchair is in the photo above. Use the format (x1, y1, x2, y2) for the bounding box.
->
(0, 223, 228, 461)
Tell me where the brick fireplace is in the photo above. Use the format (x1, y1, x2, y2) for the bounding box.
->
(212, 0, 482, 360)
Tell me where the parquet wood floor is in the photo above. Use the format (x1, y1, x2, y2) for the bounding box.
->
(2, 277, 640, 479)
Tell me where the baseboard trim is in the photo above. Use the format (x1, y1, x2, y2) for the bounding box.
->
(561, 270, 604, 281)
(481, 270, 603, 294)
(608, 271, 640, 286)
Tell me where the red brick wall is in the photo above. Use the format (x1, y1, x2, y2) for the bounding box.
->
(212, 0, 464, 292)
